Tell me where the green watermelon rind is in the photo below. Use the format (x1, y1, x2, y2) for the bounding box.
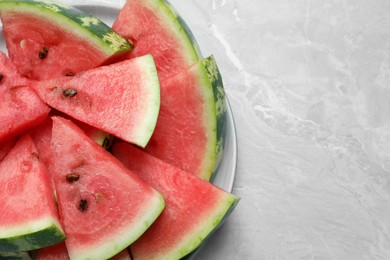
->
(69, 191, 165, 260)
(0, 251, 32, 260)
(203, 56, 228, 179)
(168, 193, 240, 259)
(0, 217, 65, 252)
(0, 0, 132, 55)
(130, 54, 161, 148)
(192, 55, 227, 181)
(163, 0, 203, 58)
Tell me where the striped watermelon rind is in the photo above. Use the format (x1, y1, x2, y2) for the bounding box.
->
(193, 55, 227, 181)
(0, 0, 132, 55)
(0, 217, 65, 252)
(203, 56, 228, 177)
(163, 0, 203, 58)
(0, 251, 31, 259)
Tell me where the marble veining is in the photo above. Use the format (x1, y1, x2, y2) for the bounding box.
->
(169, 0, 390, 259)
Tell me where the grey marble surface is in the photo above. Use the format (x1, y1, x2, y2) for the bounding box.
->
(7, 0, 390, 259)
(171, 1, 390, 259)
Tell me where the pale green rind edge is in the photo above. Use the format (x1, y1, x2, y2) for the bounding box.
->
(144, 0, 201, 64)
(163, 193, 240, 260)
(204, 56, 228, 181)
(88, 129, 113, 150)
(0, 0, 132, 54)
(0, 251, 31, 260)
(130, 54, 161, 148)
(191, 55, 226, 181)
(163, 0, 203, 59)
(69, 190, 165, 260)
(0, 218, 66, 252)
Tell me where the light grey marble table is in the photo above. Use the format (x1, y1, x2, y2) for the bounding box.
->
(10, 0, 390, 259)
(170, 1, 390, 259)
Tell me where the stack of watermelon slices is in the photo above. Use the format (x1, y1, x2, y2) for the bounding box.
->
(0, 0, 239, 259)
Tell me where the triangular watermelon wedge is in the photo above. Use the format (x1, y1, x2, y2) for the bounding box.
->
(0, 0, 132, 80)
(145, 56, 227, 181)
(50, 116, 165, 260)
(0, 134, 65, 252)
(112, 141, 239, 259)
(112, 0, 201, 80)
(32, 54, 160, 148)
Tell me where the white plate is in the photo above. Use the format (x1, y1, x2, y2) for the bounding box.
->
(0, 2, 237, 257)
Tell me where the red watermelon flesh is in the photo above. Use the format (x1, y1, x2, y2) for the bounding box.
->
(49, 116, 164, 260)
(0, 6, 130, 80)
(29, 114, 113, 171)
(2, 12, 104, 80)
(144, 57, 224, 181)
(112, 0, 200, 80)
(0, 134, 65, 252)
(32, 54, 160, 148)
(0, 51, 28, 87)
(36, 241, 131, 260)
(0, 137, 16, 163)
(36, 242, 69, 260)
(112, 141, 239, 259)
(0, 51, 50, 144)
(28, 116, 53, 166)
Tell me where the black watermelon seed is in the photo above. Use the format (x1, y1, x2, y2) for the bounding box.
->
(0, 74, 3, 83)
(102, 137, 112, 149)
(66, 174, 80, 182)
(63, 88, 77, 97)
(39, 47, 49, 59)
(79, 199, 88, 212)
(65, 72, 75, 77)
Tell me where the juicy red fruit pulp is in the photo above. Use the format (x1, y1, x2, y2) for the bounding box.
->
(2, 12, 113, 80)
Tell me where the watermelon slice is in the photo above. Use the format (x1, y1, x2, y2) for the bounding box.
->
(112, 141, 239, 259)
(0, 0, 132, 80)
(0, 51, 50, 149)
(112, 0, 201, 80)
(49, 116, 164, 260)
(145, 56, 227, 181)
(0, 134, 65, 252)
(32, 54, 160, 148)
